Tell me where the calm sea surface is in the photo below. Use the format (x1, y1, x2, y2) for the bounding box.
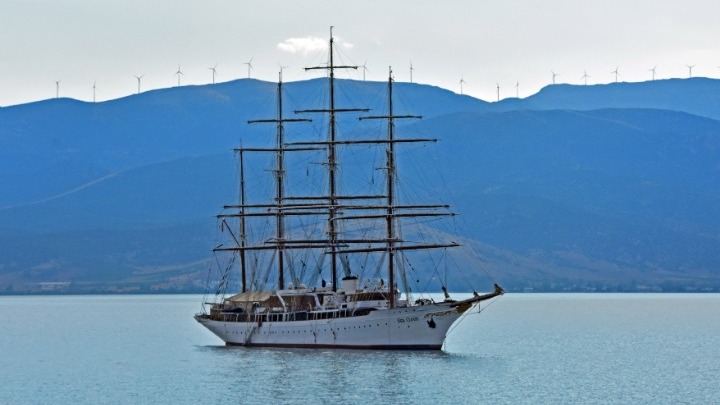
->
(1, 293, 718, 404)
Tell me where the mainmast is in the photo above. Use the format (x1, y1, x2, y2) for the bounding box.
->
(298, 27, 368, 291)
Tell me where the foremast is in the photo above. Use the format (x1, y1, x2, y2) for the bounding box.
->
(359, 68, 421, 308)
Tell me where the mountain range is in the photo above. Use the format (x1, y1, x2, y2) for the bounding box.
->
(1, 77, 718, 293)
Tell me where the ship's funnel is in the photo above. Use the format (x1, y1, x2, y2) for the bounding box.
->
(342, 276, 359, 292)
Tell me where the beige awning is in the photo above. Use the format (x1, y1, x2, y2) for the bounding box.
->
(225, 291, 272, 303)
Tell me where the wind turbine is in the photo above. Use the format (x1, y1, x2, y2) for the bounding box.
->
(175, 66, 184, 86)
(93, 81, 96, 103)
(551, 71, 559, 85)
(208, 64, 218, 84)
(612, 67, 619, 83)
(459, 76, 466, 95)
(409, 61, 414, 83)
(496, 82, 500, 102)
(687, 65, 695, 78)
(581, 70, 590, 85)
(278, 63, 288, 81)
(516, 81, 519, 98)
(134, 74, 144, 94)
(244, 58, 253, 79)
(649, 66, 657, 81)
(361, 60, 368, 81)
(55, 80, 60, 98)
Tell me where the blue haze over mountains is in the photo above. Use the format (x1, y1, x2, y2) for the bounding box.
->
(1, 78, 719, 293)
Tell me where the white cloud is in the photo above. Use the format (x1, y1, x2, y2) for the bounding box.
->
(338, 38, 354, 50)
(278, 37, 326, 55)
(278, 36, 354, 55)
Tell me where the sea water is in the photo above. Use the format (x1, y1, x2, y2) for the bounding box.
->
(1, 294, 718, 404)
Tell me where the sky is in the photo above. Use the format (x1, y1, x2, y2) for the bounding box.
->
(1, 0, 719, 107)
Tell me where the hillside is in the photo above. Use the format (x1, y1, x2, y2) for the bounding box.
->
(1, 78, 719, 293)
(492, 78, 720, 121)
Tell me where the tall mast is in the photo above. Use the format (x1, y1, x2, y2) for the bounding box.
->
(298, 27, 367, 291)
(276, 72, 286, 288)
(359, 67, 422, 308)
(328, 28, 339, 291)
(248, 71, 311, 290)
(386, 67, 397, 308)
(238, 148, 247, 292)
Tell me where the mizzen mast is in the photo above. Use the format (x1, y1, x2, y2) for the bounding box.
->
(244, 71, 311, 289)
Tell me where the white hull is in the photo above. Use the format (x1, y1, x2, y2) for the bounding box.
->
(196, 303, 466, 350)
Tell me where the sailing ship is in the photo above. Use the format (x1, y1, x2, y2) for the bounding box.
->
(195, 28, 504, 349)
